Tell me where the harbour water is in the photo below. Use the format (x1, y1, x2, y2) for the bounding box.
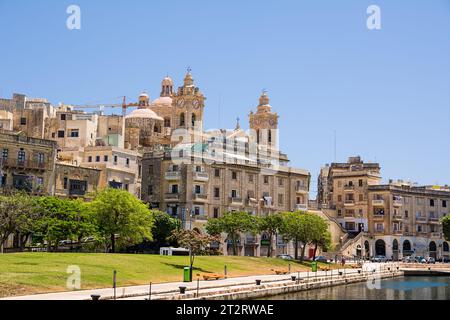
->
(260, 276, 450, 300)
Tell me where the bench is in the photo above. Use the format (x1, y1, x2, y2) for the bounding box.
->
(318, 266, 331, 272)
(271, 269, 290, 275)
(201, 273, 224, 281)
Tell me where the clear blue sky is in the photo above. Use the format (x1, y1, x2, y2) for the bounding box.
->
(1, 0, 449, 195)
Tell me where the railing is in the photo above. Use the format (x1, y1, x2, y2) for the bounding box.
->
(393, 200, 403, 206)
(344, 200, 355, 205)
(193, 171, 209, 180)
(165, 171, 181, 179)
(165, 193, 180, 200)
(295, 185, 308, 192)
(193, 193, 208, 201)
(373, 214, 385, 220)
(428, 217, 439, 222)
(344, 185, 354, 190)
(372, 199, 385, 206)
(392, 215, 403, 220)
(431, 232, 441, 238)
(229, 197, 243, 204)
(1, 158, 50, 170)
(415, 216, 427, 222)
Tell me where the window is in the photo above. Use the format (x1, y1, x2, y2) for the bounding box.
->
(20, 117, 26, 125)
(95, 156, 100, 162)
(194, 206, 200, 215)
(171, 185, 178, 194)
(52, 132, 55, 138)
(359, 194, 364, 202)
(443, 200, 447, 208)
(148, 165, 154, 175)
(338, 181, 342, 187)
(58, 130, 65, 138)
(164, 118, 171, 127)
(263, 176, 269, 184)
(358, 179, 363, 187)
(36, 177, 44, 185)
(1, 174, 6, 186)
(214, 187, 220, 198)
(63, 177, 68, 189)
(114, 155, 118, 163)
(232, 171, 237, 180)
(375, 223, 384, 232)
(213, 208, 219, 218)
(278, 178, 284, 186)
(195, 166, 202, 172)
(37, 153, 44, 164)
(125, 184, 129, 191)
(60, 114, 66, 121)
(126, 158, 130, 166)
(180, 113, 185, 126)
(2, 148, 8, 160)
(214, 169, 220, 177)
(359, 209, 363, 216)
(348, 181, 353, 186)
(88, 156, 92, 162)
(430, 199, 435, 207)
(338, 195, 342, 202)
(148, 185, 153, 195)
(18, 149, 25, 163)
(70, 129, 79, 138)
(248, 174, 254, 183)
(405, 210, 409, 218)
(231, 189, 237, 198)
(278, 194, 284, 205)
(195, 185, 201, 194)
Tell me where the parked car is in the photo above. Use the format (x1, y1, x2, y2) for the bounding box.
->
(81, 236, 95, 243)
(371, 255, 387, 263)
(402, 256, 414, 263)
(59, 240, 72, 246)
(314, 256, 329, 263)
(277, 254, 294, 261)
(415, 256, 426, 263)
(426, 257, 436, 264)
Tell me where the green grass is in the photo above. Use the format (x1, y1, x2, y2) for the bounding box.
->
(0, 253, 341, 297)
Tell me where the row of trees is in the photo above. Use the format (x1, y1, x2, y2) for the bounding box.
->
(205, 210, 332, 261)
(0, 188, 155, 253)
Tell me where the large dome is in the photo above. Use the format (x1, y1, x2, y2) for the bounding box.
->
(126, 108, 163, 121)
(152, 96, 172, 107)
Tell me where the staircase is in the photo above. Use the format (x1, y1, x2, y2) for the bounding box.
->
(336, 231, 367, 254)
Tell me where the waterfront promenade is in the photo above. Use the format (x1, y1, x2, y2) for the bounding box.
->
(2, 264, 404, 300)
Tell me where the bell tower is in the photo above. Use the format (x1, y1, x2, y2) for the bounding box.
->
(171, 69, 206, 134)
(249, 90, 279, 148)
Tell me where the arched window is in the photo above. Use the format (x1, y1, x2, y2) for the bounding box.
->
(268, 130, 272, 143)
(191, 113, 196, 127)
(154, 124, 161, 133)
(443, 242, 449, 252)
(18, 149, 26, 164)
(180, 113, 185, 126)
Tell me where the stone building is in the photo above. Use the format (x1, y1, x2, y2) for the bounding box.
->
(317, 156, 381, 234)
(0, 131, 57, 194)
(54, 163, 100, 199)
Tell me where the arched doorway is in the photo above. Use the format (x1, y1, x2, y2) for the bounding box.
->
(375, 239, 386, 256)
(429, 241, 437, 259)
(392, 239, 399, 261)
(443, 242, 449, 254)
(402, 240, 412, 257)
(356, 245, 362, 258)
(364, 241, 370, 259)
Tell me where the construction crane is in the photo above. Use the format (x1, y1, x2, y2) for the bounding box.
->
(71, 96, 140, 117)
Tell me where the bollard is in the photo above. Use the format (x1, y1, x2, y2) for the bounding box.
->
(148, 282, 152, 301)
(179, 286, 187, 294)
(113, 270, 117, 301)
(288, 263, 291, 272)
(91, 294, 101, 301)
(224, 265, 228, 279)
(255, 279, 262, 286)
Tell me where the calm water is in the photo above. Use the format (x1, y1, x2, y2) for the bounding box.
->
(260, 276, 450, 300)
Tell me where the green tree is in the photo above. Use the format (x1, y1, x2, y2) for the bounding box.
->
(0, 192, 36, 253)
(311, 230, 332, 261)
(151, 210, 181, 246)
(442, 215, 450, 241)
(34, 197, 96, 251)
(205, 211, 257, 255)
(280, 211, 329, 261)
(89, 188, 154, 253)
(257, 214, 284, 257)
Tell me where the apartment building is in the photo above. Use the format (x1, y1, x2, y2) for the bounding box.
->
(318, 156, 381, 234)
(54, 163, 100, 199)
(0, 131, 57, 194)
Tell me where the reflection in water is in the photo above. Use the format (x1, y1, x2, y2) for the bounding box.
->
(259, 276, 450, 300)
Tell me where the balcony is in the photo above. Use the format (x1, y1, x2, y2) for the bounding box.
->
(393, 199, 403, 207)
(294, 203, 308, 211)
(392, 214, 403, 221)
(192, 193, 208, 202)
(295, 185, 308, 193)
(1, 158, 49, 171)
(415, 216, 427, 223)
(428, 217, 439, 223)
(344, 185, 355, 191)
(393, 229, 403, 235)
(344, 200, 355, 207)
(344, 213, 355, 218)
(430, 232, 441, 238)
(373, 214, 385, 220)
(165, 193, 180, 201)
(229, 197, 243, 205)
(165, 171, 181, 180)
(193, 171, 209, 181)
(372, 199, 385, 206)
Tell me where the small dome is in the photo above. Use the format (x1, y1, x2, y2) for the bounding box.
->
(152, 96, 173, 107)
(162, 76, 173, 86)
(139, 92, 149, 98)
(126, 108, 163, 121)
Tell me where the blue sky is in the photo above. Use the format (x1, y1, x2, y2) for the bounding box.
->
(0, 0, 449, 195)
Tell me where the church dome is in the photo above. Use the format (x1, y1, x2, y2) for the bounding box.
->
(152, 96, 173, 107)
(162, 76, 173, 86)
(125, 108, 163, 121)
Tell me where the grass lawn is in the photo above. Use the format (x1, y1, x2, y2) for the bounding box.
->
(0, 253, 344, 297)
